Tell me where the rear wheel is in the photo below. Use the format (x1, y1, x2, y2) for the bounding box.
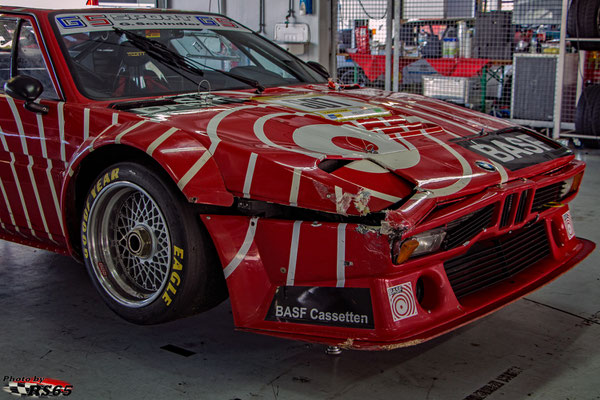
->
(80, 162, 227, 324)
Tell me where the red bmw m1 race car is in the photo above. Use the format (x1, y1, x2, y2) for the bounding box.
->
(0, 7, 594, 350)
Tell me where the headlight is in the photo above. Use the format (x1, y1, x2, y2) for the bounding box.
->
(393, 228, 447, 264)
(411, 228, 447, 256)
(559, 172, 583, 199)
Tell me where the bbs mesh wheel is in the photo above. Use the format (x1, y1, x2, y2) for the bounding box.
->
(81, 162, 227, 324)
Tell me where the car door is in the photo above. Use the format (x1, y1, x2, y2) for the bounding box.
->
(0, 15, 66, 245)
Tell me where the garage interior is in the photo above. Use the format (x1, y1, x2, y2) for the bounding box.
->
(1, 0, 599, 399)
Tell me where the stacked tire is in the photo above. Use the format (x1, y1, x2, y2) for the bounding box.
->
(576, 84, 600, 148)
(567, 0, 600, 51)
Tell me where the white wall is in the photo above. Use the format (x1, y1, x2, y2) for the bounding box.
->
(169, 0, 333, 71)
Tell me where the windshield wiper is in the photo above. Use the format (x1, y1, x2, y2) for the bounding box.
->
(113, 27, 265, 94)
(191, 60, 265, 94)
(114, 27, 205, 78)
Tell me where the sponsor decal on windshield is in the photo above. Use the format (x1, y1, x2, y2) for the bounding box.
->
(55, 13, 249, 34)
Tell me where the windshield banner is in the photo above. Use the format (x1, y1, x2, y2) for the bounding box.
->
(55, 13, 249, 34)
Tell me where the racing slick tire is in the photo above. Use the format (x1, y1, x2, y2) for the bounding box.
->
(80, 162, 228, 324)
(567, 0, 600, 50)
(575, 84, 600, 148)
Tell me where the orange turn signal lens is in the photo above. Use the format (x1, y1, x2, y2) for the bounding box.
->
(395, 239, 419, 264)
(571, 172, 584, 193)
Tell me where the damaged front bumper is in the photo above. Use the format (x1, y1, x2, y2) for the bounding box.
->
(200, 163, 595, 350)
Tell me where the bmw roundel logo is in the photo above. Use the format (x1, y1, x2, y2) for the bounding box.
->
(475, 160, 497, 172)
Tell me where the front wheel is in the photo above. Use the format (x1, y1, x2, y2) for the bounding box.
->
(80, 162, 227, 324)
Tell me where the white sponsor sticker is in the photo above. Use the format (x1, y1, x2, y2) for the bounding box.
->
(258, 94, 391, 121)
(562, 210, 575, 240)
(387, 282, 418, 322)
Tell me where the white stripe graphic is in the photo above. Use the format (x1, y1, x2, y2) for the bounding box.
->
(336, 223, 347, 287)
(83, 108, 90, 141)
(6, 97, 28, 154)
(115, 120, 146, 144)
(421, 98, 514, 128)
(112, 113, 119, 125)
(378, 117, 392, 126)
(490, 160, 509, 184)
(177, 151, 212, 191)
(286, 220, 302, 286)
(90, 122, 118, 150)
(394, 105, 473, 137)
(242, 153, 258, 198)
(6, 98, 23, 134)
(7, 153, 36, 237)
(206, 104, 265, 151)
(223, 217, 259, 279)
(289, 168, 301, 206)
(36, 113, 47, 157)
(35, 110, 65, 236)
(422, 132, 473, 197)
(254, 112, 323, 159)
(26, 156, 54, 242)
(58, 102, 66, 161)
(177, 105, 260, 190)
(0, 178, 17, 227)
(46, 159, 65, 236)
(147, 127, 177, 156)
(0, 127, 35, 237)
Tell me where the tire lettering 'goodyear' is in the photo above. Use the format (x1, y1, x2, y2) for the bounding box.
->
(162, 246, 184, 306)
(81, 168, 120, 259)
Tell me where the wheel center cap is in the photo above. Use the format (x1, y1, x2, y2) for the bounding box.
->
(127, 227, 153, 258)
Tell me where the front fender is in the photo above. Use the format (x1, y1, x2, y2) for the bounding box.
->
(61, 119, 234, 254)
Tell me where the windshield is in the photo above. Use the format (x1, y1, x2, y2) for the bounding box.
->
(52, 12, 325, 99)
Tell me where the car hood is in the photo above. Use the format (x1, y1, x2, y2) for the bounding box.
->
(117, 85, 573, 215)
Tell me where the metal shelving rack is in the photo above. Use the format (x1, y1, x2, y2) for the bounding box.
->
(553, 0, 600, 141)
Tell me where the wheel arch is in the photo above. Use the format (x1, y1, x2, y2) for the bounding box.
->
(62, 137, 233, 258)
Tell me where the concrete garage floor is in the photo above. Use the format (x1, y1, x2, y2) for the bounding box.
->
(1, 149, 599, 400)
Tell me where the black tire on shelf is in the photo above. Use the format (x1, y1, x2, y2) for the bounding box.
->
(567, 0, 600, 51)
(575, 84, 600, 148)
(80, 162, 228, 324)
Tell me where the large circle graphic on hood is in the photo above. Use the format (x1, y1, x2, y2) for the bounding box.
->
(292, 124, 411, 157)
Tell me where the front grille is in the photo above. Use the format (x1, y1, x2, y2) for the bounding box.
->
(444, 223, 550, 299)
(532, 182, 565, 211)
(515, 189, 531, 223)
(442, 205, 495, 250)
(500, 190, 531, 228)
(500, 194, 516, 228)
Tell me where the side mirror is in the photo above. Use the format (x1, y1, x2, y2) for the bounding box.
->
(4, 75, 49, 114)
(306, 61, 330, 79)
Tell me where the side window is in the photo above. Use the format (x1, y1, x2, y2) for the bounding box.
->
(0, 18, 17, 91)
(16, 21, 58, 99)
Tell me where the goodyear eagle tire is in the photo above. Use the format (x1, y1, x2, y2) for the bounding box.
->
(80, 162, 227, 324)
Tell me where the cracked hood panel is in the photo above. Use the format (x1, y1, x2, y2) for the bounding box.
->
(119, 85, 573, 214)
